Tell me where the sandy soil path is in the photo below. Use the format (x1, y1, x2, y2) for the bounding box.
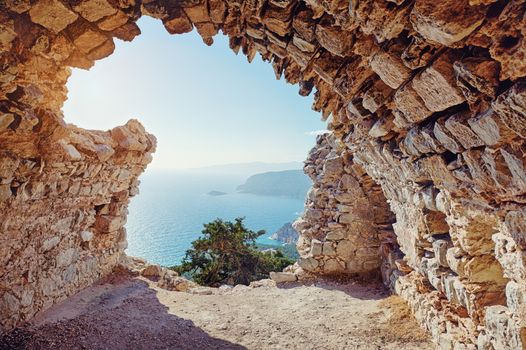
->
(1, 273, 435, 350)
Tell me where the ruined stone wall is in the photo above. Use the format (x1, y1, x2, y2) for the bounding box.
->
(293, 133, 398, 284)
(1, 0, 526, 349)
(0, 118, 155, 331)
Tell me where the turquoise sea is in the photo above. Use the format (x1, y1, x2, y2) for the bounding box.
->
(125, 170, 305, 266)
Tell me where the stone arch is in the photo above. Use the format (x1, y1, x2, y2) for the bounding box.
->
(2, 0, 526, 349)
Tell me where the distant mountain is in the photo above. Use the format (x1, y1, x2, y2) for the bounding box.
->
(270, 222, 299, 244)
(237, 169, 311, 199)
(184, 161, 303, 176)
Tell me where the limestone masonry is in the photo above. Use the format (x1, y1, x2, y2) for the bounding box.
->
(0, 0, 525, 349)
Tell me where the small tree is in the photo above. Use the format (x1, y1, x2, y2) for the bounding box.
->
(172, 217, 294, 286)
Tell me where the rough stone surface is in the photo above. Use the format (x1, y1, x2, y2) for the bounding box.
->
(1, 1, 526, 349)
(269, 271, 297, 283)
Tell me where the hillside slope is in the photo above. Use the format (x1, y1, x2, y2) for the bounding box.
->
(237, 170, 311, 199)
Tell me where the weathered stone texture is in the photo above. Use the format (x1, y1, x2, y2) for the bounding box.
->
(1, 0, 526, 349)
(0, 119, 155, 331)
(293, 133, 395, 279)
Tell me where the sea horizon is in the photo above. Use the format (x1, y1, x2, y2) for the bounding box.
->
(125, 168, 305, 266)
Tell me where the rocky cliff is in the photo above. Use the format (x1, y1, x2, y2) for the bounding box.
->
(237, 169, 311, 199)
(270, 222, 299, 244)
(0, 0, 525, 349)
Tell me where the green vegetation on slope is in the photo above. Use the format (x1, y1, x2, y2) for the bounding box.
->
(256, 243, 300, 260)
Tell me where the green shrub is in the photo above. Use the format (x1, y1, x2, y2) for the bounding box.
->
(171, 217, 295, 286)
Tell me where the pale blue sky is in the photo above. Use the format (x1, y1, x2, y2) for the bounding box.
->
(63, 17, 326, 169)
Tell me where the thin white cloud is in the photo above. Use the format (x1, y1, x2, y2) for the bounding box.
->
(304, 129, 329, 136)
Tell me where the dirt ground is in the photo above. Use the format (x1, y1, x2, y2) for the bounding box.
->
(0, 273, 435, 350)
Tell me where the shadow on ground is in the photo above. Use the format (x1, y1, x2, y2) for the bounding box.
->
(0, 278, 245, 350)
(275, 275, 388, 301)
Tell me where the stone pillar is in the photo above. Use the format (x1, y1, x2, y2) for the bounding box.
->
(294, 133, 397, 281)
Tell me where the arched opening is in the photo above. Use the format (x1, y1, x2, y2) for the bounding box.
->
(2, 0, 525, 348)
(61, 16, 326, 266)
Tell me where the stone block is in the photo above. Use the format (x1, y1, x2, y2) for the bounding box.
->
(111, 125, 147, 151)
(453, 58, 499, 107)
(97, 11, 129, 32)
(80, 230, 93, 242)
(184, 3, 209, 24)
(412, 54, 465, 112)
(468, 109, 517, 146)
(292, 9, 316, 42)
(432, 239, 452, 267)
(208, 0, 226, 24)
(310, 239, 323, 256)
(403, 127, 432, 156)
(322, 242, 336, 256)
(315, 19, 352, 57)
(0, 184, 12, 202)
(499, 148, 526, 193)
(506, 281, 526, 315)
(463, 155, 491, 194)
(111, 22, 141, 41)
(424, 211, 449, 235)
(323, 259, 345, 273)
(326, 230, 345, 241)
(401, 34, 440, 69)
(492, 82, 526, 139)
(362, 79, 392, 113)
(1, 292, 20, 315)
(346, 260, 365, 273)
(418, 155, 459, 190)
(444, 112, 485, 150)
(393, 83, 433, 124)
(298, 257, 319, 271)
(370, 50, 412, 89)
(263, 17, 291, 38)
(368, 115, 394, 138)
(95, 214, 125, 233)
(59, 141, 82, 161)
(70, 25, 108, 54)
(410, 0, 486, 46)
(434, 117, 464, 154)
(269, 271, 297, 283)
(42, 236, 60, 252)
(73, 0, 117, 22)
(29, 0, 78, 33)
(451, 212, 497, 256)
(141, 264, 162, 278)
(504, 209, 526, 250)
(163, 10, 193, 35)
(353, 0, 411, 42)
(463, 255, 507, 285)
(481, 148, 514, 190)
(0, 113, 15, 130)
(86, 37, 115, 60)
(355, 247, 378, 259)
(292, 35, 316, 53)
(336, 240, 354, 260)
(420, 124, 446, 154)
(3, 0, 31, 13)
(312, 51, 346, 85)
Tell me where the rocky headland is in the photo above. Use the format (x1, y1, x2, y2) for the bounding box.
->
(237, 170, 311, 199)
(270, 222, 299, 244)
